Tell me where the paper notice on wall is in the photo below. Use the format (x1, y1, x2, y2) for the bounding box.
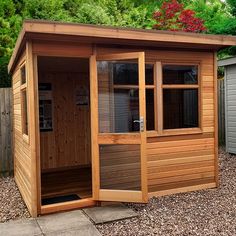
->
(39, 83, 53, 132)
(76, 85, 89, 106)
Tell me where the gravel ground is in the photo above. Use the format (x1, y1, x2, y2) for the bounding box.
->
(97, 149, 236, 236)
(0, 149, 235, 235)
(0, 177, 30, 223)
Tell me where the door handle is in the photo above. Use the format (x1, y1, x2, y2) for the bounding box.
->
(133, 117, 144, 132)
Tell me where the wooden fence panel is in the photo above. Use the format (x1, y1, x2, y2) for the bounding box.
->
(0, 88, 13, 176)
(218, 79, 225, 146)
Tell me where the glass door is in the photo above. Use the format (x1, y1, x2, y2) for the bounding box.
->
(90, 52, 147, 203)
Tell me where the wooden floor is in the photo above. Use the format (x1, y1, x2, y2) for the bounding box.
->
(41, 166, 92, 201)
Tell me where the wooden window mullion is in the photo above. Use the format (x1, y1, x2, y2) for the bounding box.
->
(156, 61, 163, 135)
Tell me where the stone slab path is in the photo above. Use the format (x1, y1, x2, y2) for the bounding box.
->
(0, 210, 101, 236)
(0, 204, 139, 235)
(83, 203, 138, 224)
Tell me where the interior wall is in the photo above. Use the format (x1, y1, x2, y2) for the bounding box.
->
(38, 57, 91, 171)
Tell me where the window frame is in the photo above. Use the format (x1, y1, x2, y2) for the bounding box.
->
(146, 61, 202, 137)
(20, 62, 30, 143)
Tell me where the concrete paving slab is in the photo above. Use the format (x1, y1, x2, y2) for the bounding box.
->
(83, 203, 138, 224)
(45, 224, 101, 236)
(0, 219, 42, 236)
(36, 210, 90, 234)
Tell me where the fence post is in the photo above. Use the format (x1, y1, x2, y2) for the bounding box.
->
(0, 88, 13, 177)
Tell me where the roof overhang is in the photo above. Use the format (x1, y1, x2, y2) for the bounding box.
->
(218, 57, 236, 67)
(8, 19, 236, 73)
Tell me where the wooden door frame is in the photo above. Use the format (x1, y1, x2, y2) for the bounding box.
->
(33, 51, 147, 215)
(90, 52, 148, 203)
(33, 54, 97, 215)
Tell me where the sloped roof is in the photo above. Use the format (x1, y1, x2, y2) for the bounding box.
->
(8, 19, 236, 73)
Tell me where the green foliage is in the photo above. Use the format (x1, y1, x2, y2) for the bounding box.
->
(0, 0, 22, 86)
(0, 56, 11, 87)
(227, 0, 236, 16)
(188, 0, 228, 33)
(1, 0, 236, 87)
(0, 1, 22, 58)
(24, 0, 71, 21)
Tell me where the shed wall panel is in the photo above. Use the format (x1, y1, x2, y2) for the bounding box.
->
(12, 54, 33, 214)
(225, 65, 236, 154)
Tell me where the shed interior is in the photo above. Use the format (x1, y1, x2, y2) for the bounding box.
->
(37, 56, 92, 204)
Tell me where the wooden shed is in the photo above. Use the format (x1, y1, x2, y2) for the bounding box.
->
(8, 20, 236, 217)
(218, 57, 236, 154)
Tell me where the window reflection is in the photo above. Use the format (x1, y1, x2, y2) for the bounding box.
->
(163, 89, 198, 129)
(163, 65, 198, 84)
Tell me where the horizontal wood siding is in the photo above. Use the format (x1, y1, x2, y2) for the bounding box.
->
(97, 47, 216, 195)
(99, 144, 141, 191)
(12, 55, 33, 213)
(147, 137, 215, 193)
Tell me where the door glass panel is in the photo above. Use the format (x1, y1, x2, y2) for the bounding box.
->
(113, 63, 138, 85)
(97, 60, 140, 133)
(99, 144, 141, 190)
(113, 89, 139, 132)
(111, 63, 153, 85)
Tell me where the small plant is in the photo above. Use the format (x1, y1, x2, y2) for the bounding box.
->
(153, 0, 206, 33)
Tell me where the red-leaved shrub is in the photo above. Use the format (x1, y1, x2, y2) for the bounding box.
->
(153, 0, 206, 32)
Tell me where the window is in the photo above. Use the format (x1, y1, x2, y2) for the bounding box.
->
(21, 65, 26, 84)
(22, 90, 28, 135)
(163, 65, 198, 84)
(162, 64, 199, 130)
(98, 60, 200, 136)
(20, 64, 29, 139)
